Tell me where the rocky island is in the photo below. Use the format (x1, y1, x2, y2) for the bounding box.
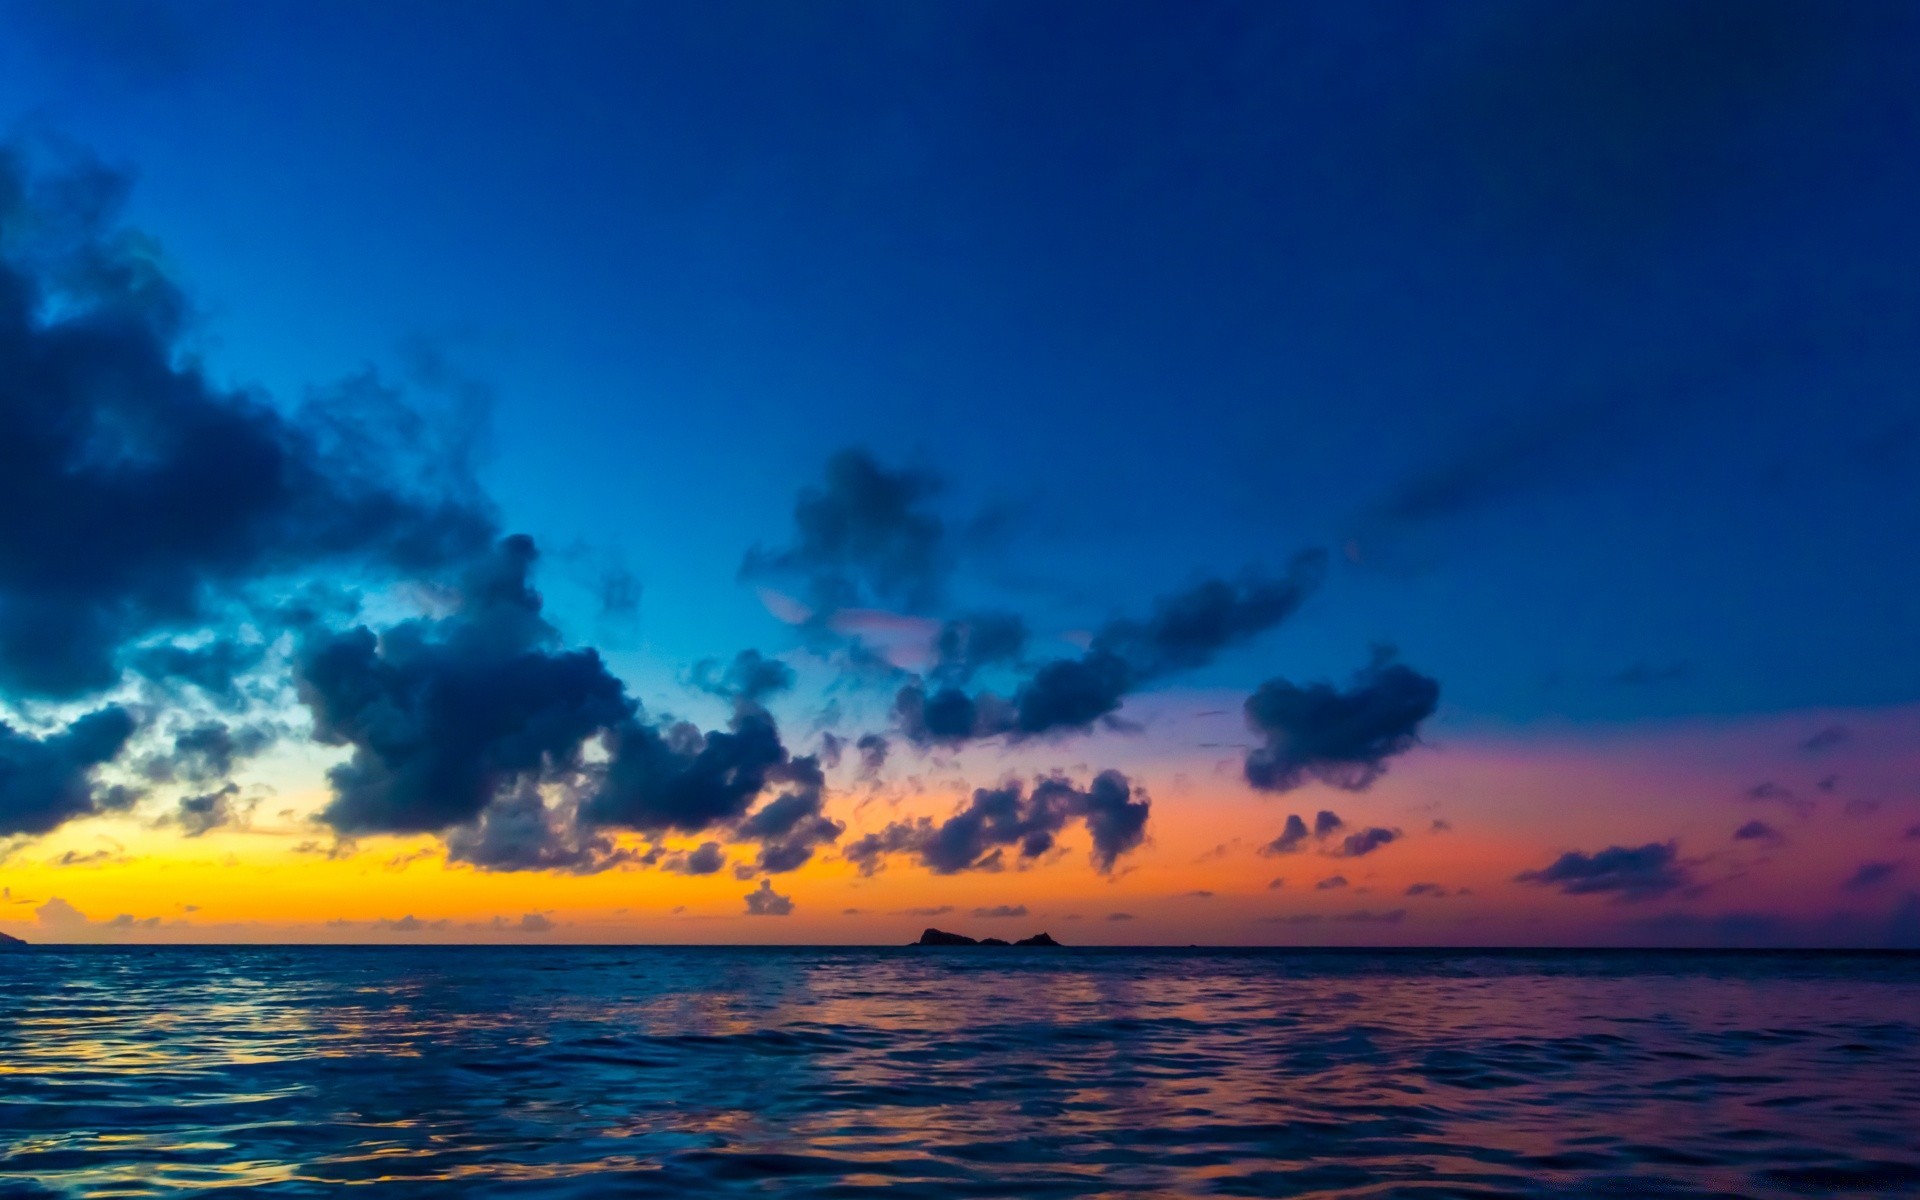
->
(912, 928, 1062, 947)
(0, 931, 26, 951)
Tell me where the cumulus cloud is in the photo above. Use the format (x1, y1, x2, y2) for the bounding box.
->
(843, 769, 1148, 876)
(0, 708, 137, 837)
(1242, 649, 1439, 794)
(895, 553, 1327, 747)
(136, 720, 274, 787)
(443, 786, 632, 874)
(1733, 820, 1782, 843)
(657, 841, 727, 876)
(742, 449, 952, 613)
(743, 878, 793, 916)
(1516, 841, 1693, 903)
(169, 783, 247, 838)
(0, 142, 495, 704)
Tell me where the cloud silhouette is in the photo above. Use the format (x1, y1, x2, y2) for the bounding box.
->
(742, 449, 952, 613)
(0, 143, 495, 703)
(895, 553, 1326, 747)
(971, 904, 1028, 918)
(0, 707, 137, 838)
(743, 878, 793, 916)
(1842, 861, 1901, 892)
(1516, 841, 1692, 902)
(843, 769, 1148, 876)
(1243, 650, 1439, 793)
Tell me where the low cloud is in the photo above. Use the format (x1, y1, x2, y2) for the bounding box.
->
(1516, 841, 1693, 903)
(971, 904, 1028, 919)
(1243, 650, 1439, 794)
(744, 878, 793, 916)
(1842, 861, 1901, 892)
(844, 769, 1148, 876)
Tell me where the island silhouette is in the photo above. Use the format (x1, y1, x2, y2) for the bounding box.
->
(913, 928, 1062, 947)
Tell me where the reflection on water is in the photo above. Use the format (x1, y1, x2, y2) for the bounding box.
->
(3, 947, 1919, 1197)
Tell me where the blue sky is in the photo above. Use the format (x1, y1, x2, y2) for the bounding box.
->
(4, 1, 1914, 730)
(0, 2, 1916, 944)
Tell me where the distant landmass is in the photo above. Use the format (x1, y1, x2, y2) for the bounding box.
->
(0, 931, 26, 951)
(913, 928, 1062, 947)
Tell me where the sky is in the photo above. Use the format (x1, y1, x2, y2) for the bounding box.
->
(0, 0, 1916, 947)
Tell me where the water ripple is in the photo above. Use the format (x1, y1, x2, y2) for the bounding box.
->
(2, 948, 1917, 1197)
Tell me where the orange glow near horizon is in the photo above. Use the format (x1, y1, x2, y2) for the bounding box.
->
(5, 700, 1917, 947)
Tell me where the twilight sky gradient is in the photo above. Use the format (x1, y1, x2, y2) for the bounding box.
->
(1, 0, 1917, 946)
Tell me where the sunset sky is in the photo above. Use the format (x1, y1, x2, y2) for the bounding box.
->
(1, 1, 1917, 947)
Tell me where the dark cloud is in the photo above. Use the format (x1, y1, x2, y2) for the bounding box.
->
(1516, 841, 1693, 902)
(0, 707, 137, 837)
(301, 536, 633, 837)
(731, 756, 844, 874)
(1106, 912, 1135, 922)
(1333, 827, 1401, 858)
(1733, 820, 1782, 843)
(844, 769, 1147, 876)
(1243, 650, 1439, 794)
(589, 705, 791, 837)
(1333, 908, 1406, 924)
(1906, 824, 1920, 841)
(930, 612, 1027, 686)
(853, 733, 889, 779)
(1404, 882, 1450, 898)
(1085, 555, 1327, 680)
(659, 841, 726, 876)
(897, 554, 1326, 748)
(295, 536, 828, 875)
(1842, 861, 1901, 892)
(596, 567, 641, 623)
(0, 143, 496, 703)
(1180, 890, 1214, 899)
(743, 448, 951, 613)
(171, 783, 244, 838)
(127, 639, 267, 706)
(690, 649, 794, 706)
(1801, 725, 1850, 753)
(972, 904, 1028, 918)
(1260, 813, 1310, 855)
(743, 878, 793, 916)
(1315, 875, 1348, 891)
(442, 786, 632, 875)
(140, 720, 273, 786)
(1260, 809, 1357, 856)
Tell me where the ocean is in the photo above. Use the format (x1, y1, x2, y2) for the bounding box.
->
(2, 947, 1917, 1197)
